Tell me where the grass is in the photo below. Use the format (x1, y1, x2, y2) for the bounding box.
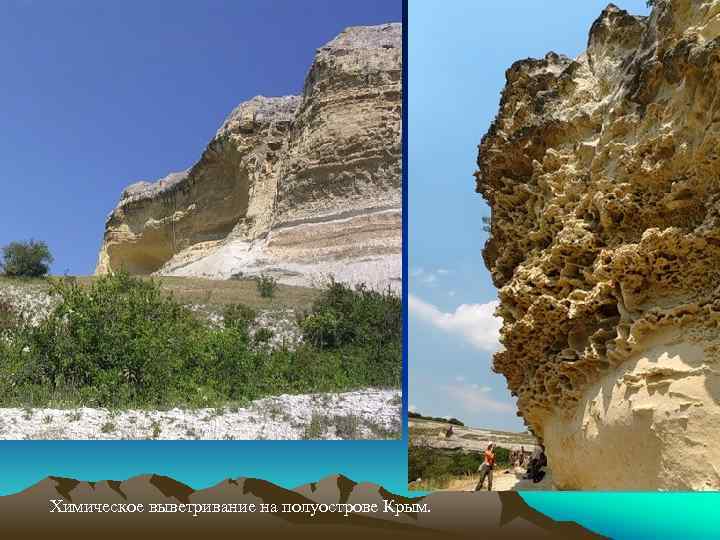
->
(303, 413, 330, 439)
(366, 419, 402, 440)
(334, 414, 360, 439)
(265, 402, 285, 421)
(409, 473, 479, 492)
(302, 412, 400, 440)
(0, 274, 319, 312)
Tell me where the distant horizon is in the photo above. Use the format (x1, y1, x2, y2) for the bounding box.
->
(409, 410, 531, 435)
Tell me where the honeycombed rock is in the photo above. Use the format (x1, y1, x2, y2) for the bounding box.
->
(476, 1, 720, 489)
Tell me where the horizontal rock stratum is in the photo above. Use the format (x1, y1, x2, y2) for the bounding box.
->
(96, 23, 401, 290)
(476, 1, 720, 490)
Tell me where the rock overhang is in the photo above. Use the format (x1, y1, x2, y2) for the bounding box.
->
(476, 0, 720, 488)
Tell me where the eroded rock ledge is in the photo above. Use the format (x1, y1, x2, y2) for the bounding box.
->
(97, 23, 401, 290)
(476, 1, 720, 489)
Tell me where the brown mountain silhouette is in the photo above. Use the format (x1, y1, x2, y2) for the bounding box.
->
(1, 474, 604, 539)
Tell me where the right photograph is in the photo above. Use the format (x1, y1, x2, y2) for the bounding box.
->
(409, 0, 718, 491)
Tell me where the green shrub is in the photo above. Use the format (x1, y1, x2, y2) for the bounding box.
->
(255, 274, 277, 298)
(494, 446, 510, 466)
(253, 327, 274, 344)
(223, 303, 256, 330)
(408, 411, 465, 426)
(334, 414, 360, 439)
(299, 280, 402, 388)
(408, 445, 511, 483)
(300, 280, 401, 350)
(0, 273, 401, 408)
(1, 240, 54, 278)
(0, 297, 20, 333)
(303, 413, 329, 439)
(4, 271, 213, 407)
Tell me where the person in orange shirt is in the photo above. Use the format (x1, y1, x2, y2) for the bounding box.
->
(474, 442, 495, 491)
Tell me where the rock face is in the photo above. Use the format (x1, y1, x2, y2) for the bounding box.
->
(476, 1, 720, 490)
(97, 23, 401, 290)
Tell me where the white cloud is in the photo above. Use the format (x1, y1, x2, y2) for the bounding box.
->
(411, 267, 453, 286)
(455, 375, 466, 383)
(448, 290, 456, 297)
(409, 294, 502, 352)
(441, 383, 514, 413)
(409, 404, 418, 413)
(411, 267, 427, 279)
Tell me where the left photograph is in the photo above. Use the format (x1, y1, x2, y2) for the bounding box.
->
(0, 2, 402, 440)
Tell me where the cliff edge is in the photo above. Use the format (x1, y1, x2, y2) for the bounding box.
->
(97, 23, 401, 290)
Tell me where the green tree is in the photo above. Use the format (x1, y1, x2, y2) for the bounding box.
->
(1, 240, 54, 277)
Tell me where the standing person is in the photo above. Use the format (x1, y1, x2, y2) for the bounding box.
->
(474, 443, 495, 491)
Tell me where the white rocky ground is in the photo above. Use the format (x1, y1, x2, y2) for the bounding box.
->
(159, 238, 401, 293)
(0, 388, 401, 440)
(0, 283, 55, 325)
(410, 418, 540, 453)
(276, 255, 401, 293)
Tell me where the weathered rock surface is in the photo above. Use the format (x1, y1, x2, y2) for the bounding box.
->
(476, 1, 720, 489)
(97, 23, 401, 290)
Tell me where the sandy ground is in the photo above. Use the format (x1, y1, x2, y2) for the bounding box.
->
(0, 388, 401, 441)
(443, 467, 555, 492)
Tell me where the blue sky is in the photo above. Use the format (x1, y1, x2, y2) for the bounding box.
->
(408, 0, 650, 431)
(0, 0, 400, 276)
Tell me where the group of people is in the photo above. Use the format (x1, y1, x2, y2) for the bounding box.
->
(473, 443, 547, 491)
(524, 446, 548, 483)
(509, 446, 529, 468)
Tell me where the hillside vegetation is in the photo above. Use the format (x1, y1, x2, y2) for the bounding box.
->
(0, 272, 401, 409)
